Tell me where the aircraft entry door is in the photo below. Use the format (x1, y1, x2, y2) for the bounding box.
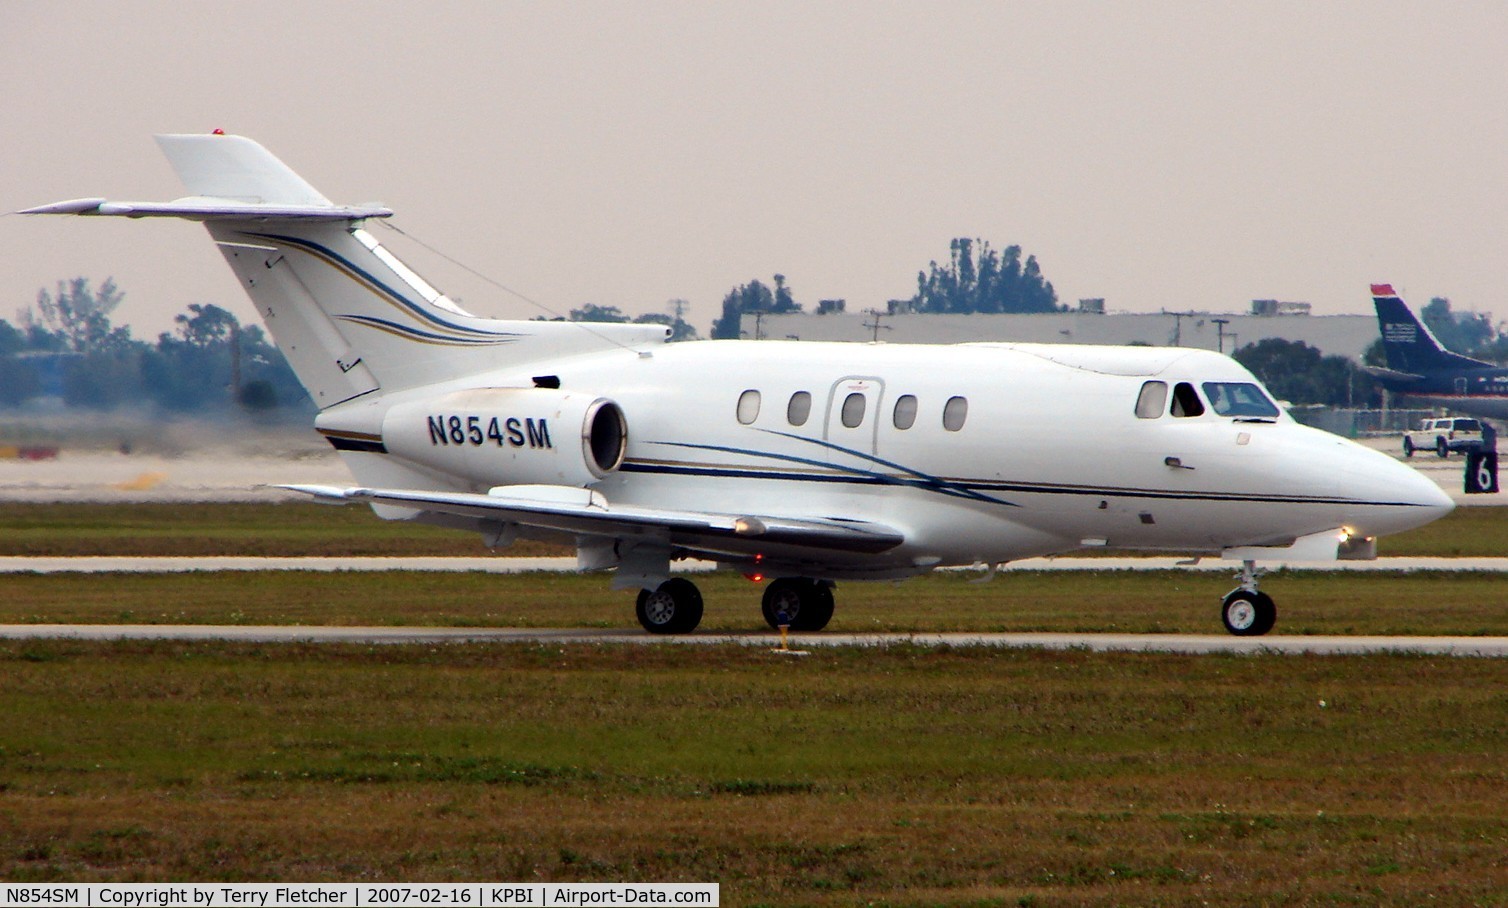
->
(824, 376, 885, 456)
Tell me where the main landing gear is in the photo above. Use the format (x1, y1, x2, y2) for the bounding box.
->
(635, 578, 703, 635)
(760, 577, 835, 632)
(633, 576, 835, 635)
(1221, 559, 1276, 636)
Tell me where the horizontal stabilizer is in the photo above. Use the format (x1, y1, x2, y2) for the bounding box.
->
(19, 134, 392, 222)
(1360, 364, 1425, 384)
(19, 198, 392, 222)
(277, 483, 907, 556)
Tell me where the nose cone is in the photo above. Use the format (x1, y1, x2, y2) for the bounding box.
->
(1330, 435, 1455, 537)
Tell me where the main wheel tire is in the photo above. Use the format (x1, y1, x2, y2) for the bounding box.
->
(762, 578, 835, 632)
(1221, 589, 1276, 637)
(1403, 437, 1415, 458)
(635, 578, 704, 635)
(795, 582, 835, 632)
(1437, 437, 1450, 459)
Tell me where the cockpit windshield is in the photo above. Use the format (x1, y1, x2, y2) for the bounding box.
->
(1201, 382, 1280, 419)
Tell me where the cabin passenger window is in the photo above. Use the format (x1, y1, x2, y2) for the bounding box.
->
(942, 396, 968, 431)
(893, 395, 918, 429)
(736, 389, 761, 425)
(1170, 382, 1205, 418)
(1135, 381, 1167, 419)
(841, 392, 866, 428)
(1201, 382, 1280, 418)
(787, 391, 812, 426)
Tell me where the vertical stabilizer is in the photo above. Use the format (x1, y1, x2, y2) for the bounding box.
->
(155, 134, 330, 206)
(20, 134, 671, 409)
(1370, 283, 1491, 375)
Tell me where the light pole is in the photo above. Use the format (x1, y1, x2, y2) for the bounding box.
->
(1212, 318, 1230, 354)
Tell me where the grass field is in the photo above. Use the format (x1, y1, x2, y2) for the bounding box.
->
(1, 500, 1506, 558)
(0, 502, 562, 557)
(4, 641, 1508, 904)
(4, 502, 1508, 903)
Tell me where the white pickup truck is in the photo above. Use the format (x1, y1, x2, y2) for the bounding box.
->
(1403, 417, 1484, 458)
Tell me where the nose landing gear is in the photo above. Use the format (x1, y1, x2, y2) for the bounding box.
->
(1221, 559, 1276, 636)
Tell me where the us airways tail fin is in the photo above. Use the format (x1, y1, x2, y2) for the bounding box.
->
(1370, 283, 1492, 376)
(22, 134, 667, 409)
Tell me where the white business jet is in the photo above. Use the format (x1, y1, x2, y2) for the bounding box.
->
(23, 134, 1453, 636)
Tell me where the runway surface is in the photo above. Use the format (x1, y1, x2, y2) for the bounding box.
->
(5, 623, 1508, 656)
(5, 555, 1508, 573)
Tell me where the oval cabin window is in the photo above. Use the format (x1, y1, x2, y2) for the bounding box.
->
(787, 391, 812, 426)
(841, 392, 866, 428)
(893, 394, 918, 430)
(736, 389, 761, 425)
(942, 396, 968, 431)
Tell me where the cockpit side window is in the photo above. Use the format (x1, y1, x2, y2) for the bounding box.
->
(1135, 381, 1167, 419)
(1170, 382, 1205, 418)
(1201, 382, 1280, 418)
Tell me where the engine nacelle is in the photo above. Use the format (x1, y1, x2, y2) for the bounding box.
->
(382, 388, 627, 487)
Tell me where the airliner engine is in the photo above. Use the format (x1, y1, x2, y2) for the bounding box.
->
(381, 388, 627, 487)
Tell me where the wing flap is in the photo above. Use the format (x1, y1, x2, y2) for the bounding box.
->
(279, 484, 906, 556)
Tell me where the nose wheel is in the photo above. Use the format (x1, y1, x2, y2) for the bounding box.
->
(1221, 560, 1276, 636)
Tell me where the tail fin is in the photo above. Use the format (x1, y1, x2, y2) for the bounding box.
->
(22, 134, 668, 409)
(1370, 283, 1491, 375)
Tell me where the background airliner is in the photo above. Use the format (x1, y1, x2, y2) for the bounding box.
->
(1370, 283, 1508, 420)
(23, 136, 1454, 637)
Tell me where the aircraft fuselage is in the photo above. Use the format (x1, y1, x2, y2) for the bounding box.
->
(322, 338, 1451, 579)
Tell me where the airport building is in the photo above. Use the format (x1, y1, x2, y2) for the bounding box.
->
(751, 300, 1378, 361)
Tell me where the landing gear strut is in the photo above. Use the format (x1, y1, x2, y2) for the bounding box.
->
(761, 577, 835, 632)
(1221, 559, 1276, 636)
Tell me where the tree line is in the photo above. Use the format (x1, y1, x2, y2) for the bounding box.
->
(11, 265, 1502, 417)
(0, 278, 308, 414)
(711, 239, 1060, 339)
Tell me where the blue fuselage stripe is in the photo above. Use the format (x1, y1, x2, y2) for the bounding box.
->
(618, 460, 1428, 508)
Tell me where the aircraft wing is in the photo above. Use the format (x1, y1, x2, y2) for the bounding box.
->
(279, 483, 906, 556)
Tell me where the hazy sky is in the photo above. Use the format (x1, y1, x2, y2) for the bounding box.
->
(4, 1, 1506, 339)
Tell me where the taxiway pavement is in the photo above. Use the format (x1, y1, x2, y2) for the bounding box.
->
(3, 555, 1508, 573)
